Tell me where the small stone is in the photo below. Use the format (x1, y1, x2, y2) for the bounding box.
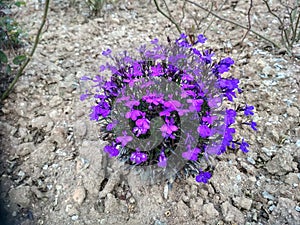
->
(262, 191, 275, 200)
(287, 107, 299, 117)
(262, 65, 274, 76)
(17, 142, 35, 156)
(154, 220, 166, 225)
(266, 152, 295, 175)
(73, 186, 86, 205)
(31, 116, 52, 129)
(247, 157, 256, 165)
(163, 183, 168, 200)
(221, 201, 245, 224)
(233, 197, 253, 210)
(49, 96, 63, 108)
(8, 186, 31, 208)
(203, 203, 219, 219)
(74, 121, 87, 138)
(71, 215, 78, 221)
(285, 173, 300, 186)
(128, 197, 135, 204)
(65, 204, 79, 216)
(268, 205, 276, 211)
(295, 206, 300, 212)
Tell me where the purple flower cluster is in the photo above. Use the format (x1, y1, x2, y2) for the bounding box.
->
(81, 34, 257, 184)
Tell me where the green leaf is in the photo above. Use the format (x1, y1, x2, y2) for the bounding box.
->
(14, 1, 26, 7)
(0, 50, 8, 63)
(13, 55, 26, 65)
(6, 64, 11, 74)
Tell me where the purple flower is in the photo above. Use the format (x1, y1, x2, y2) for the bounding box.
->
(81, 33, 256, 184)
(90, 101, 110, 120)
(104, 144, 119, 157)
(133, 117, 150, 136)
(103, 81, 118, 97)
(196, 34, 207, 44)
(225, 90, 237, 102)
(136, 117, 150, 130)
(202, 115, 217, 124)
(151, 38, 159, 45)
(197, 125, 211, 138)
(80, 91, 90, 101)
(222, 127, 235, 148)
(163, 100, 182, 111)
(142, 93, 164, 105)
(176, 34, 191, 48)
(213, 57, 234, 75)
(160, 118, 178, 135)
(195, 171, 212, 183)
(182, 146, 201, 161)
(202, 49, 214, 64)
(158, 151, 167, 167)
(106, 120, 118, 131)
(219, 78, 239, 91)
(250, 121, 257, 131)
(187, 98, 203, 112)
(159, 108, 172, 117)
(130, 150, 148, 164)
(116, 132, 133, 147)
(124, 74, 138, 87)
(225, 109, 236, 126)
(244, 105, 254, 116)
(181, 73, 194, 81)
(125, 99, 140, 108)
(243, 121, 257, 131)
(151, 63, 164, 76)
(126, 110, 144, 121)
(240, 138, 249, 153)
(99, 65, 106, 72)
(102, 48, 112, 56)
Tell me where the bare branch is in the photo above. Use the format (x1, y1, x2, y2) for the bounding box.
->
(240, 0, 253, 43)
(185, 0, 280, 48)
(153, 0, 182, 34)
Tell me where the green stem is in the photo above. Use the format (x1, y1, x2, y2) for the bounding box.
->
(1, 0, 50, 101)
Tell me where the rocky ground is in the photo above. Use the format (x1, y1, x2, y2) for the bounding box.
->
(0, 0, 299, 224)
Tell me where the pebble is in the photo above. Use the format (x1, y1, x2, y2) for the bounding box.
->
(265, 150, 296, 175)
(71, 215, 79, 221)
(65, 204, 79, 216)
(163, 183, 168, 200)
(262, 191, 275, 200)
(221, 201, 244, 223)
(262, 65, 275, 76)
(154, 220, 166, 225)
(233, 197, 253, 210)
(285, 173, 300, 186)
(296, 140, 300, 148)
(295, 206, 300, 212)
(268, 205, 276, 211)
(286, 107, 300, 117)
(247, 157, 256, 165)
(128, 197, 136, 204)
(73, 186, 86, 205)
(17, 142, 35, 157)
(202, 203, 219, 219)
(8, 186, 31, 208)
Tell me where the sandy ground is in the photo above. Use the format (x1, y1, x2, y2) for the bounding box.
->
(0, 0, 299, 224)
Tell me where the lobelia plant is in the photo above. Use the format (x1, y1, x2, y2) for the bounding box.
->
(80, 34, 257, 184)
